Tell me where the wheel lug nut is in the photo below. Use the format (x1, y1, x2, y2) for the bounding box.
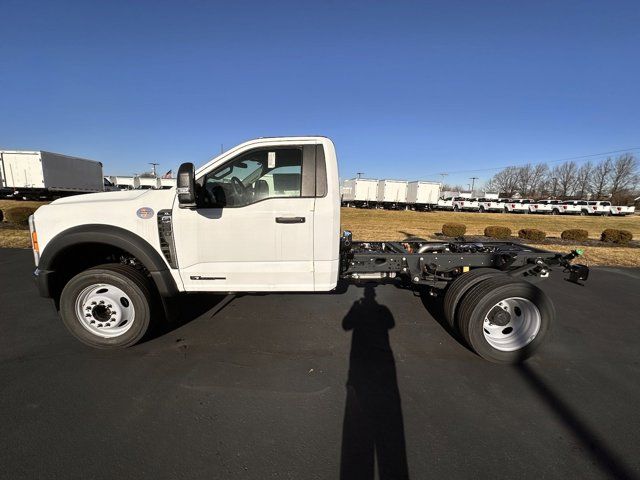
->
(98, 324, 103, 327)
(91, 302, 97, 305)
(99, 301, 105, 304)
(107, 304, 112, 308)
(90, 320, 95, 324)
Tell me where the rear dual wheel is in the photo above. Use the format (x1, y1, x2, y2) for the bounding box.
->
(456, 277, 554, 363)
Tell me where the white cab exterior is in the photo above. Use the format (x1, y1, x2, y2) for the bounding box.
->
(33, 136, 341, 294)
(504, 199, 533, 213)
(453, 197, 480, 211)
(478, 198, 505, 212)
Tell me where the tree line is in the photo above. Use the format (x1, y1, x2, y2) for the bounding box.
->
(475, 153, 640, 203)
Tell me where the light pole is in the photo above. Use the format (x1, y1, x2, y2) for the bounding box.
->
(149, 163, 159, 177)
(470, 176, 478, 193)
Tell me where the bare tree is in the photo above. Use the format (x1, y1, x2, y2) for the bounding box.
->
(574, 161, 593, 199)
(529, 163, 549, 197)
(553, 161, 578, 199)
(608, 153, 638, 202)
(486, 166, 520, 197)
(590, 157, 613, 199)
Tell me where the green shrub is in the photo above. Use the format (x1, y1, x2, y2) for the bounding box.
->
(484, 226, 512, 239)
(518, 228, 546, 242)
(442, 223, 466, 237)
(4, 206, 37, 226)
(561, 229, 589, 242)
(601, 229, 633, 245)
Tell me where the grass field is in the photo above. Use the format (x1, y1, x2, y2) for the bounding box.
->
(1, 201, 639, 266)
(341, 207, 640, 267)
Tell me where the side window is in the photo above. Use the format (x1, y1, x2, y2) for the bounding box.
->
(198, 148, 303, 208)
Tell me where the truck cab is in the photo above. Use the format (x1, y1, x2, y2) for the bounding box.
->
(31, 137, 340, 304)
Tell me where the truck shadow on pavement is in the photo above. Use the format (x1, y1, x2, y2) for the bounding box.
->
(340, 284, 410, 480)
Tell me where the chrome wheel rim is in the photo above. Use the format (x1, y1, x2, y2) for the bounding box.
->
(75, 284, 135, 338)
(483, 297, 541, 351)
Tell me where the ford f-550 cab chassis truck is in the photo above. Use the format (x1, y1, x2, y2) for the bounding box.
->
(29, 136, 588, 363)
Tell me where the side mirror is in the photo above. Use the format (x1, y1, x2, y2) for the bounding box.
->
(177, 162, 196, 208)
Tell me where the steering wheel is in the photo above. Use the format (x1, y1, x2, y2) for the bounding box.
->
(230, 176, 246, 197)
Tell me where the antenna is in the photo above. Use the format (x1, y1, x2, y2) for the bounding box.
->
(356, 172, 365, 179)
(149, 163, 159, 177)
(470, 176, 479, 192)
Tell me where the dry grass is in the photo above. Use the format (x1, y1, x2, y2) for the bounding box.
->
(0, 199, 49, 212)
(0, 227, 31, 249)
(341, 208, 640, 266)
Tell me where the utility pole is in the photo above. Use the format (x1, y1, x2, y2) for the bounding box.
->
(220, 144, 224, 154)
(356, 172, 365, 179)
(470, 176, 479, 193)
(439, 173, 448, 184)
(149, 163, 159, 177)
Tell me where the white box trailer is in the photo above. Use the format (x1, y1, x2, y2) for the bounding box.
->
(108, 175, 136, 190)
(134, 176, 161, 189)
(0, 150, 103, 198)
(406, 181, 441, 210)
(341, 178, 378, 207)
(159, 178, 176, 189)
(377, 179, 408, 209)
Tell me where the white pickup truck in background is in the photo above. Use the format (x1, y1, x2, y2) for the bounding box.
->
(504, 199, 533, 213)
(609, 204, 636, 216)
(556, 201, 583, 215)
(478, 198, 505, 213)
(453, 197, 480, 212)
(437, 196, 455, 210)
(529, 199, 562, 214)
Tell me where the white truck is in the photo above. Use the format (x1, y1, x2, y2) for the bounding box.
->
(555, 201, 582, 215)
(107, 176, 137, 190)
(376, 179, 408, 209)
(0, 150, 103, 199)
(341, 178, 378, 208)
(478, 198, 506, 213)
(609, 204, 636, 216)
(529, 199, 562, 214)
(406, 181, 441, 211)
(436, 196, 456, 210)
(504, 199, 534, 214)
(28, 136, 588, 364)
(453, 197, 480, 212)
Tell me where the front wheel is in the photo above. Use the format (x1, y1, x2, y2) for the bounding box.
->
(59, 263, 155, 348)
(457, 277, 554, 363)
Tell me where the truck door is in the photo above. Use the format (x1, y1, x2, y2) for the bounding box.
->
(172, 145, 317, 292)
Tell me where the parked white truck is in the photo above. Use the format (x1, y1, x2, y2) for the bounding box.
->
(406, 181, 441, 211)
(341, 178, 378, 208)
(376, 179, 408, 209)
(28, 136, 588, 364)
(0, 150, 103, 199)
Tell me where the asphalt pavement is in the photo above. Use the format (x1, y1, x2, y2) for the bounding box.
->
(1, 248, 639, 480)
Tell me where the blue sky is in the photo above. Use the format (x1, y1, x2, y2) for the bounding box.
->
(1, 0, 639, 186)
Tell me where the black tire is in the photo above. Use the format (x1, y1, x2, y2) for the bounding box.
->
(443, 268, 505, 328)
(457, 277, 554, 363)
(479, 207, 485, 213)
(59, 263, 155, 348)
(551, 209, 559, 215)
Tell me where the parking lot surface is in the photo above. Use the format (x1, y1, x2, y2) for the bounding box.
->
(1, 248, 639, 480)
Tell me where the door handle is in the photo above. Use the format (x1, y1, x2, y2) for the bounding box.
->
(275, 216, 305, 224)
